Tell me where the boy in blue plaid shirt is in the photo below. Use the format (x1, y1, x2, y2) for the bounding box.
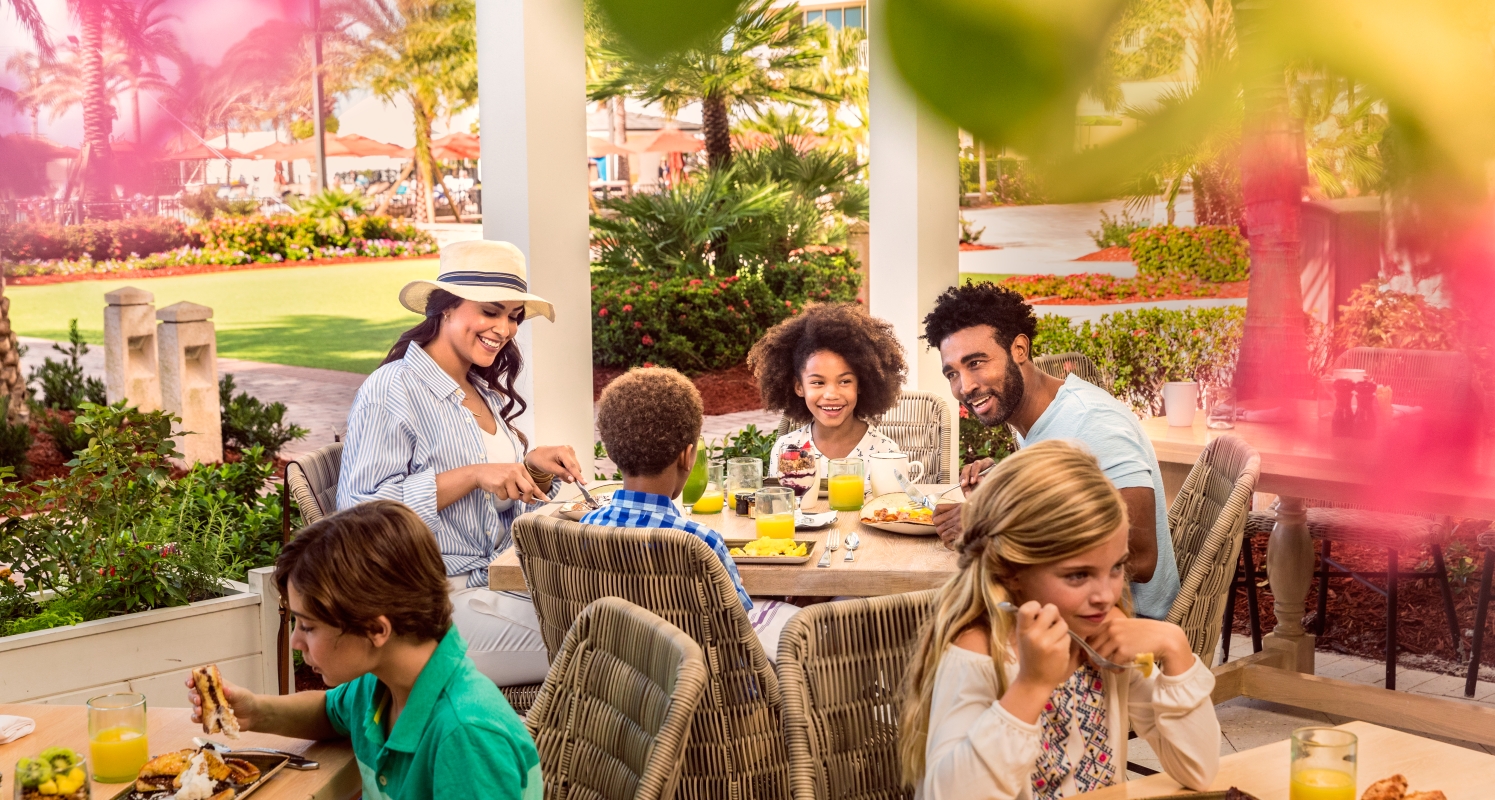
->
(584, 367, 800, 657)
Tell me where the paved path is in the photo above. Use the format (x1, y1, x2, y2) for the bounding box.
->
(960, 195, 1194, 277)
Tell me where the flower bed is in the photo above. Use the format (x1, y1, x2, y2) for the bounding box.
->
(1, 214, 436, 279)
(1000, 272, 1249, 304)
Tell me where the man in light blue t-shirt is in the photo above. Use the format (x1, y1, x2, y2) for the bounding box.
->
(922, 283, 1180, 619)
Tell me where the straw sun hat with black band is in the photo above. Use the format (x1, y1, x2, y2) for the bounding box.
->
(398, 240, 556, 322)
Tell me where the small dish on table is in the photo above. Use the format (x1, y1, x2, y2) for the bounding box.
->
(556, 482, 623, 521)
(860, 493, 938, 536)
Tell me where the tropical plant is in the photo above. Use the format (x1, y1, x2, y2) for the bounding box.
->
(1292, 72, 1387, 199)
(707, 423, 777, 472)
(27, 321, 106, 412)
(804, 21, 868, 151)
(111, 0, 186, 143)
(340, 0, 477, 224)
(3, 52, 48, 137)
(1130, 224, 1250, 282)
(588, 0, 828, 166)
(290, 188, 370, 239)
(1088, 209, 1149, 249)
(729, 134, 867, 219)
(179, 190, 260, 222)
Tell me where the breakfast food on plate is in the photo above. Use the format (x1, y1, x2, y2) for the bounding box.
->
(1224, 790, 1260, 800)
(865, 505, 934, 524)
(130, 747, 259, 800)
(729, 538, 809, 557)
(15, 747, 88, 799)
(1133, 651, 1156, 678)
(1359, 775, 1445, 800)
(192, 664, 241, 738)
(1362, 776, 1408, 800)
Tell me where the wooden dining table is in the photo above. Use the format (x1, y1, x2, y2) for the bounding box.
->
(0, 704, 360, 800)
(1076, 720, 1494, 798)
(489, 486, 961, 597)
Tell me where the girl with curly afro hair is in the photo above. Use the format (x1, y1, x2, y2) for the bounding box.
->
(747, 303, 908, 493)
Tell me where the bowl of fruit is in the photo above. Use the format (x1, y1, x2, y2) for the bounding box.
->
(15, 748, 89, 799)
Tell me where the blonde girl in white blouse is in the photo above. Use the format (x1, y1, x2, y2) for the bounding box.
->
(899, 440, 1219, 800)
(746, 303, 908, 490)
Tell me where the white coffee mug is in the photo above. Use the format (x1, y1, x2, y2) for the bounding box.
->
(868, 452, 925, 497)
(1162, 381, 1200, 427)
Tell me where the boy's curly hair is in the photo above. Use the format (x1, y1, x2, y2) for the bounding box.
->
(921, 282, 1037, 352)
(596, 367, 703, 477)
(747, 303, 907, 425)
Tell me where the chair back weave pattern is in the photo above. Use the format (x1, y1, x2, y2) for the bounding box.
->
(1033, 352, 1106, 389)
(1333, 347, 1470, 419)
(286, 442, 343, 525)
(527, 597, 708, 800)
(773, 391, 953, 485)
(513, 514, 790, 800)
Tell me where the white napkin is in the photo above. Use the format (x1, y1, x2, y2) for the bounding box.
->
(0, 715, 35, 744)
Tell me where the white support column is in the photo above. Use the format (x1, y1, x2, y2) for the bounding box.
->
(867, 0, 962, 481)
(476, 0, 595, 478)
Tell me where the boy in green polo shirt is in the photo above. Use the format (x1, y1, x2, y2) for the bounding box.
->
(186, 500, 541, 800)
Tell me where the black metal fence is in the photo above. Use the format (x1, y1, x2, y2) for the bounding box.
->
(0, 196, 291, 226)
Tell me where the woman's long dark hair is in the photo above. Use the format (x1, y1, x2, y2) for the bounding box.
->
(382, 289, 529, 448)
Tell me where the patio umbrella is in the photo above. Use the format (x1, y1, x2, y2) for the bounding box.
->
(431, 132, 480, 158)
(587, 136, 631, 157)
(246, 134, 404, 161)
(625, 125, 704, 154)
(162, 143, 250, 161)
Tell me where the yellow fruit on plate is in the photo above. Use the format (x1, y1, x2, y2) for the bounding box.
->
(741, 538, 807, 557)
(37, 779, 58, 795)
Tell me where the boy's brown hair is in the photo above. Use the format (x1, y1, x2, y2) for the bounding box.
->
(596, 367, 703, 477)
(275, 500, 452, 641)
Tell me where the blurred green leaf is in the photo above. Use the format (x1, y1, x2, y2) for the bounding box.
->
(594, 0, 739, 60)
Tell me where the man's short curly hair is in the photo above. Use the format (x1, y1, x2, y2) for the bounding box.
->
(597, 367, 703, 477)
(747, 303, 907, 426)
(921, 282, 1038, 352)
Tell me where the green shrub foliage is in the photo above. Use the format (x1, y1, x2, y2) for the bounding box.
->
(1129, 224, 1250, 282)
(28, 320, 106, 412)
(0, 397, 33, 473)
(220, 374, 309, 459)
(0, 217, 192, 261)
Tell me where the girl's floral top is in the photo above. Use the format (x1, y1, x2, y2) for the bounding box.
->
(768, 422, 902, 493)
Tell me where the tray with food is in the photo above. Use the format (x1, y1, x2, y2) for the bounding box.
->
(109, 747, 289, 800)
(860, 493, 936, 535)
(556, 482, 622, 521)
(724, 537, 819, 564)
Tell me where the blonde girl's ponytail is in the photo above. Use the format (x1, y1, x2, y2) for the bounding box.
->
(898, 439, 1127, 787)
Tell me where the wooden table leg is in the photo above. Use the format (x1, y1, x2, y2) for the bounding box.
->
(1264, 495, 1317, 673)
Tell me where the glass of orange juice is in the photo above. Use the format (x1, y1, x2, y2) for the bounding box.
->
(755, 487, 795, 538)
(1289, 727, 1356, 800)
(827, 458, 866, 512)
(692, 464, 726, 514)
(88, 692, 148, 784)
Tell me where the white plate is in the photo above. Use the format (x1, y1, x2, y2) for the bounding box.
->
(557, 482, 624, 521)
(859, 492, 938, 536)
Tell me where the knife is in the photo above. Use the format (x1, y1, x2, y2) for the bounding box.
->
(894, 468, 937, 510)
(193, 737, 319, 770)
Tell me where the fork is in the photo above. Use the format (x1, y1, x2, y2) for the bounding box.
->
(817, 530, 840, 568)
(994, 601, 1151, 672)
(575, 481, 601, 510)
(843, 530, 860, 562)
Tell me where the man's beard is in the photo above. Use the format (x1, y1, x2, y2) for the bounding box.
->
(966, 357, 1025, 427)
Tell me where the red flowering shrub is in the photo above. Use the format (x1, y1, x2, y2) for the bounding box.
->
(0, 217, 192, 261)
(1129, 225, 1250, 282)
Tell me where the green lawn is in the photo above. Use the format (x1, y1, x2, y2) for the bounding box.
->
(7, 259, 439, 373)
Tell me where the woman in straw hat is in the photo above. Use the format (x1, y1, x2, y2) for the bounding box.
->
(337, 240, 585, 687)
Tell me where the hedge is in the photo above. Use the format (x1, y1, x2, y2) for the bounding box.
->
(1129, 224, 1250, 283)
(592, 249, 861, 373)
(959, 305, 1245, 465)
(0, 217, 192, 261)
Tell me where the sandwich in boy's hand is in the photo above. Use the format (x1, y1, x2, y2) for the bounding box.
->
(192, 664, 241, 738)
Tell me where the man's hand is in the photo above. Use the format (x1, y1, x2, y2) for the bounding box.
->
(959, 457, 994, 492)
(933, 502, 963, 548)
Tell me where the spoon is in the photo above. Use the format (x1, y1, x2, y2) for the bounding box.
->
(994, 601, 1153, 672)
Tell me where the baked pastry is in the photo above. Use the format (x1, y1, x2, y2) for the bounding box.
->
(207, 790, 236, 800)
(136, 749, 194, 792)
(1403, 792, 1447, 800)
(223, 758, 260, 785)
(1361, 775, 1408, 800)
(193, 664, 241, 738)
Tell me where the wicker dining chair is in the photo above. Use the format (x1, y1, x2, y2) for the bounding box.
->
(1233, 347, 1468, 687)
(284, 441, 343, 525)
(1033, 351, 1106, 388)
(512, 514, 791, 800)
(773, 390, 953, 484)
(777, 591, 937, 800)
(527, 597, 709, 800)
(1162, 435, 1261, 664)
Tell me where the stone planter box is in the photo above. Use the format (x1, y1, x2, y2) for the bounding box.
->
(0, 567, 286, 708)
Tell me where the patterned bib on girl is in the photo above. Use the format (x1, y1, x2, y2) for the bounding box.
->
(1031, 661, 1115, 799)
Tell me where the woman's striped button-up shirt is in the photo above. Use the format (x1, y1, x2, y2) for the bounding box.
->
(336, 343, 554, 588)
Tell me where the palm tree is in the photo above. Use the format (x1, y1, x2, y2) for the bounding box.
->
(585, 0, 630, 191)
(32, 41, 133, 127)
(805, 21, 867, 153)
(340, 0, 477, 223)
(113, 0, 186, 143)
(589, 0, 827, 167)
(3, 52, 47, 137)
